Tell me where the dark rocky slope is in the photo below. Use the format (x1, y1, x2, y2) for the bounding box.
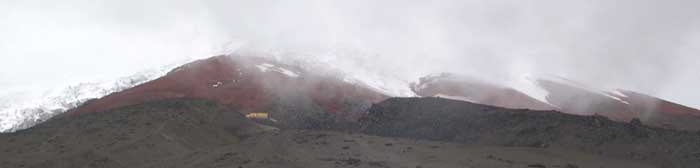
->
(2, 98, 695, 167)
(360, 97, 700, 167)
(0, 98, 271, 168)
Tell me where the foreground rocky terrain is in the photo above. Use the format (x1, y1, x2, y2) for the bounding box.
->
(0, 98, 696, 167)
(360, 98, 700, 167)
(412, 73, 700, 131)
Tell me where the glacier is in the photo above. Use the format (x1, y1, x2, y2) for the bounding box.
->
(0, 63, 181, 132)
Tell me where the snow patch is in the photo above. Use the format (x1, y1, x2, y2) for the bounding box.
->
(434, 94, 476, 103)
(212, 81, 223, 88)
(603, 92, 630, 105)
(508, 74, 557, 108)
(609, 90, 629, 98)
(239, 46, 416, 97)
(255, 63, 299, 78)
(538, 75, 631, 105)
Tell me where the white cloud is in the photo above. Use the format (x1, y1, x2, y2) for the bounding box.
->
(0, 0, 699, 108)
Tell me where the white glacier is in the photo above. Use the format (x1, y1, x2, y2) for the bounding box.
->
(0, 63, 181, 132)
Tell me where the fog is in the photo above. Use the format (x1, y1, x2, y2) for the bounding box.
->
(1, 0, 699, 108)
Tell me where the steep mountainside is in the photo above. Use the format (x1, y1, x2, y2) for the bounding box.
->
(68, 55, 387, 128)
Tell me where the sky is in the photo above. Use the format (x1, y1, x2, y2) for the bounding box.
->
(0, 0, 699, 108)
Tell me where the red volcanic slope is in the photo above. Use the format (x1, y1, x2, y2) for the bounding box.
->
(410, 73, 557, 111)
(70, 55, 387, 121)
(536, 78, 700, 130)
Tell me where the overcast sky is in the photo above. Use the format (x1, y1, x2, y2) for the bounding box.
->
(1, 0, 699, 108)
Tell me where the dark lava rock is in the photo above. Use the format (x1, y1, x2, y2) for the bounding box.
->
(359, 97, 700, 167)
(564, 164, 579, 168)
(527, 163, 546, 168)
(0, 98, 265, 168)
(631, 118, 643, 126)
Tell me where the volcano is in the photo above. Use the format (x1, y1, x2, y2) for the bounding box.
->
(5, 55, 699, 132)
(2, 56, 699, 168)
(68, 55, 387, 128)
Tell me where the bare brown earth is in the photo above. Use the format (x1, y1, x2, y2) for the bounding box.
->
(0, 98, 669, 168)
(69, 55, 387, 127)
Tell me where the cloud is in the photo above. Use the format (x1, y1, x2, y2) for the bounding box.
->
(0, 0, 698, 108)
(0, 0, 231, 88)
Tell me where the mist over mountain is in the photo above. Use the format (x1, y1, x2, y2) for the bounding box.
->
(2, 1, 700, 167)
(2, 0, 699, 111)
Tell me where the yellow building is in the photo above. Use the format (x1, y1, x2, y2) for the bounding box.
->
(246, 112, 268, 119)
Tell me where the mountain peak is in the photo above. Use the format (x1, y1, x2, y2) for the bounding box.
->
(66, 55, 387, 128)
